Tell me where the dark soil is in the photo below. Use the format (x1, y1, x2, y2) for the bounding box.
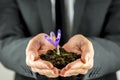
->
(40, 48, 81, 69)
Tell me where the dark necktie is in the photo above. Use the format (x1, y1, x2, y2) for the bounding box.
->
(55, 0, 69, 46)
(55, 0, 63, 28)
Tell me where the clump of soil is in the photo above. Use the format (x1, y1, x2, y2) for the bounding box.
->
(40, 48, 81, 69)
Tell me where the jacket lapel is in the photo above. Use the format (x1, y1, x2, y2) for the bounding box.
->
(36, 0, 55, 33)
(73, 0, 87, 35)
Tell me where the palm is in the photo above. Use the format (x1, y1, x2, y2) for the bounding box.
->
(61, 34, 94, 77)
(26, 33, 59, 78)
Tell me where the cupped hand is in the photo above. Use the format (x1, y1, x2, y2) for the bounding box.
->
(26, 33, 59, 78)
(60, 34, 94, 77)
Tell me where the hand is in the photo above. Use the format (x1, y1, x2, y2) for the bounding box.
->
(26, 33, 59, 78)
(60, 34, 94, 77)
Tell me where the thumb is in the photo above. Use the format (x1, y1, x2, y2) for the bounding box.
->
(81, 52, 90, 63)
(29, 51, 39, 61)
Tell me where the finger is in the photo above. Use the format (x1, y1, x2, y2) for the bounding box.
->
(26, 54, 54, 69)
(26, 34, 53, 59)
(31, 68, 59, 78)
(60, 59, 83, 75)
(26, 34, 44, 52)
(73, 58, 94, 69)
(60, 61, 83, 76)
(31, 67, 59, 74)
(81, 58, 94, 69)
(70, 49, 82, 55)
(38, 47, 55, 55)
(27, 60, 50, 69)
(60, 68, 88, 77)
(62, 45, 81, 56)
(64, 59, 84, 69)
(28, 59, 54, 69)
(66, 59, 83, 69)
(41, 60, 55, 69)
(81, 52, 91, 63)
(27, 51, 39, 61)
(66, 59, 93, 70)
(81, 41, 94, 63)
(26, 34, 44, 60)
(62, 43, 72, 52)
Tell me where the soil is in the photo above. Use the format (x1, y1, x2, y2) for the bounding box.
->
(40, 48, 81, 69)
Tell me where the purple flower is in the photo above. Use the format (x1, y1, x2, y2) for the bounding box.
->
(44, 29, 61, 48)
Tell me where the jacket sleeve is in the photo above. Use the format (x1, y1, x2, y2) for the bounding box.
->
(0, 0, 36, 78)
(85, 0, 120, 79)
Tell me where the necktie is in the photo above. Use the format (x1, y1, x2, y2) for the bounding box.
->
(55, 0, 69, 46)
(55, 0, 63, 28)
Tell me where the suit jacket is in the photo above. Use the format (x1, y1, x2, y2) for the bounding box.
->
(0, 0, 120, 80)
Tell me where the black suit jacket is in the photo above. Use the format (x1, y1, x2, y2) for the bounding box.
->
(0, 0, 120, 80)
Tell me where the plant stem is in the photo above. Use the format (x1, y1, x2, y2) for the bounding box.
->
(57, 46, 60, 55)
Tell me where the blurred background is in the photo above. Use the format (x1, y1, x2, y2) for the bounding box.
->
(0, 63, 14, 80)
(0, 62, 120, 80)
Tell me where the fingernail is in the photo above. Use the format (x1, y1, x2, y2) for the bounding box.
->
(31, 54, 35, 61)
(51, 71, 54, 74)
(85, 54, 90, 62)
(85, 56, 88, 62)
